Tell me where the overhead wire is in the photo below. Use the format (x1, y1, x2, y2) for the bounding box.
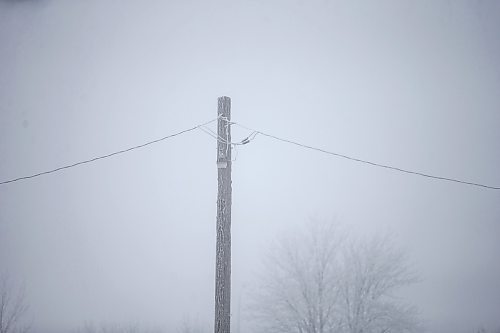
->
(228, 120, 500, 190)
(0, 118, 219, 186)
(197, 124, 258, 146)
(1, 117, 498, 190)
(197, 124, 258, 162)
(198, 125, 220, 141)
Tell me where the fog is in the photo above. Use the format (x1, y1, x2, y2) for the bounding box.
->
(1, 0, 499, 332)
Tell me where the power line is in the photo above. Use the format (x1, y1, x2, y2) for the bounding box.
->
(2, 117, 498, 190)
(230, 121, 500, 190)
(0, 118, 218, 186)
(198, 124, 259, 146)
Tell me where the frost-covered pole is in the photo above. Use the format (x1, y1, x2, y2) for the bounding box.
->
(214, 96, 232, 333)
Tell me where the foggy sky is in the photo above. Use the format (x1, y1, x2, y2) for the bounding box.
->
(1, 1, 500, 332)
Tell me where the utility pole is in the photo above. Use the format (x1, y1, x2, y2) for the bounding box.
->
(214, 96, 232, 333)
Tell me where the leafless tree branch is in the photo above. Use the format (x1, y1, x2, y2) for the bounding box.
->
(248, 220, 422, 333)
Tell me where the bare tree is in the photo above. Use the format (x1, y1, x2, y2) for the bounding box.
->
(248, 222, 345, 333)
(177, 317, 208, 333)
(0, 275, 29, 333)
(248, 221, 421, 333)
(338, 235, 421, 333)
(74, 322, 163, 333)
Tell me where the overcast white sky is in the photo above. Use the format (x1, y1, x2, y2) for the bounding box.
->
(1, 0, 500, 332)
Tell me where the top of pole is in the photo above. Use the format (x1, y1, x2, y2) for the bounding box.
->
(217, 97, 231, 163)
(218, 97, 231, 117)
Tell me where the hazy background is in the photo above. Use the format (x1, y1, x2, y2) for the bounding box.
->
(1, 0, 499, 332)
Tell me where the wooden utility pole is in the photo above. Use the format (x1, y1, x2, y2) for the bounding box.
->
(214, 96, 232, 333)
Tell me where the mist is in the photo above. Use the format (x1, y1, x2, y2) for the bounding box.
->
(1, 1, 499, 332)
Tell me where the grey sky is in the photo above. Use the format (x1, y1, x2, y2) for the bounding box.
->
(1, 0, 500, 332)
